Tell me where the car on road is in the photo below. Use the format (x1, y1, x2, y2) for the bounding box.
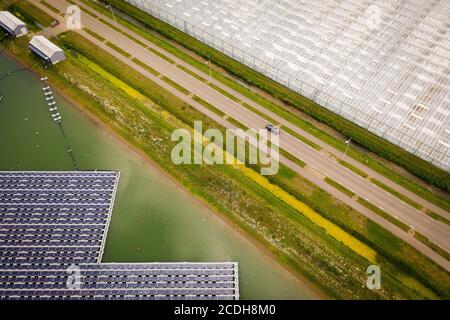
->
(265, 124, 280, 135)
(50, 20, 60, 28)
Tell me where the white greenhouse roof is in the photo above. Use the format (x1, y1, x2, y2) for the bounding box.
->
(29, 35, 63, 58)
(0, 10, 26, 31)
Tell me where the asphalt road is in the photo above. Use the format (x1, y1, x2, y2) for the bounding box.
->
(31, 0, 450, 270)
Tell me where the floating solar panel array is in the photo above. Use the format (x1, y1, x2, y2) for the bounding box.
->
(126, 0, 450, 171)
(0, 171, 239, 300)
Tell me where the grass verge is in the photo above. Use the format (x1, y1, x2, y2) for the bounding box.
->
(371, 178, 450, 226)
(340, 160, 369, 178)
(105, 40, 132, 58)
(208, 82, 241, 103)
(161, 76, 190, 95)
(83, 27, 106, 42)
(39, 0, 60, 14)
(324, 177, 355, 198)
(192, 95, 225, 117)
(131, 57, 159, 76)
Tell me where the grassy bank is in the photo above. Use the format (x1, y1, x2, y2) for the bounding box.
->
(2, 20, 449, 298)
(99, 0, 450, 196)
(254, 162, 450, 296)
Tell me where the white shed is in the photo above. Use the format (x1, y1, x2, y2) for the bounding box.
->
(29, 36, 66, 65)
(0, 11, 28, 37)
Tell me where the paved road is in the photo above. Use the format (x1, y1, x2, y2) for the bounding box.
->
(32, 0, 450, 270)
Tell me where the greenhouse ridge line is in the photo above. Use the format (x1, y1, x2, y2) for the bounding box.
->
(31, 0, 450, 270)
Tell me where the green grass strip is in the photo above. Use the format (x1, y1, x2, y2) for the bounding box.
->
(339, 160, 369, 178)
(98, 17, 122, 33)
(83, 27, 106, 42)
(81, 0, 450, 212)
(148, 47, 176, 64)
(177, 64, 208, 82)
(122, 32, 148, 48)
(80, 5, 98, 18)
(192, 95, 225, 117)
(40, 0, 60, 14)
(105, 41, 132, 58)
(209, 82, 241, 103)
(131, 57, 160, 76)
(242, 102, 278, 125)
(7, 1, 53, 28)
(357, 197, 410, 232)
(283, 126, 322, 151)
(324, 178, 356, 198)
(426, 210, 450, 227)
(279, 149, 306, 168)
(414, 233, 450, 261)
(161, 76, 190, 95)
(227, 117, 249, 131)
(371, 178, 421, 209)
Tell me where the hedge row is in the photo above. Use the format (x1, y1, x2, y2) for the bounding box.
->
(103, 0, 450, 192)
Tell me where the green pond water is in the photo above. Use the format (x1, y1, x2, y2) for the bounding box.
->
(0, 53, 321, 299)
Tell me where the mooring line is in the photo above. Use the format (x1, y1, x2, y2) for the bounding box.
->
(57, 122, 79, 170)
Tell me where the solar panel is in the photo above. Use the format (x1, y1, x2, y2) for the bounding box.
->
(0, 171, 239, 300)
